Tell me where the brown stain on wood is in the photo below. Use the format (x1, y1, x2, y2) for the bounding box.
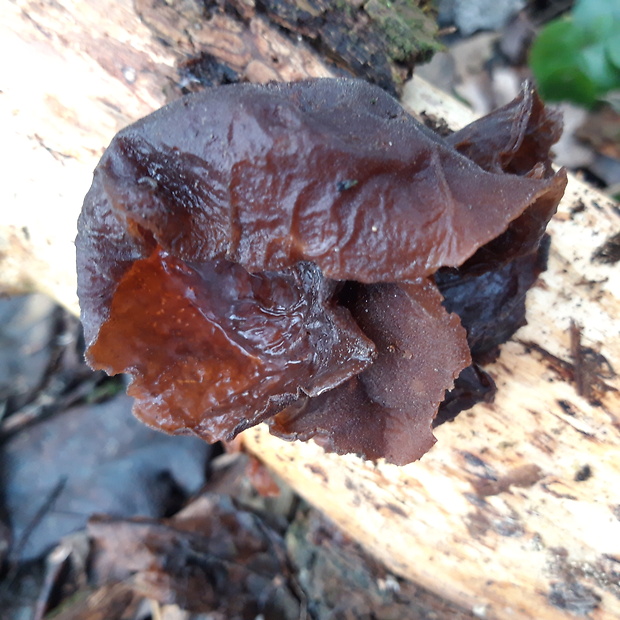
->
(465, 498, 525, 541)
(471, 463, 545, 498)
(305, 463, 329, 484)
(592, 231, 620, 265)
(570, 320, 617, 404)
(383, 503, 407, 518)
(517, 340, 574, 383)
(519, 332, 617, 408)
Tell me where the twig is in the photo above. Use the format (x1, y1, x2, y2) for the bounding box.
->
(12, 477, 67, 563)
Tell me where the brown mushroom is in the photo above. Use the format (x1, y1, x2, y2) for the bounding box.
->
(76, 78, 566, 464)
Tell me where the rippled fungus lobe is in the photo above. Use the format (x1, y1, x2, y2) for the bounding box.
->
(77, 78, 567, 465)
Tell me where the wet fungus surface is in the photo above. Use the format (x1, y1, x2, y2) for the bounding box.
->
(76, 78, 567, 465)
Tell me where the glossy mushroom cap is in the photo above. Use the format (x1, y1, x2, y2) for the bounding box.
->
(77, 79, 566, 464)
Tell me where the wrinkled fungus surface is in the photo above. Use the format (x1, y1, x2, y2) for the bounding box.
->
(77, 78, 566, 465)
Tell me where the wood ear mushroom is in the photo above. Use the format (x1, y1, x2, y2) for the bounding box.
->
(76, 78, 566, 465)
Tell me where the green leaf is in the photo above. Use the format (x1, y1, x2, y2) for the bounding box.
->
(572, 0, 620, 33)
(606, 32, 620, 69)
(529, 19, 582, 76)
(580, 41, 620, 93)
(530, 4, 620, 108)
(536, 67, 599, 108)
(530, 19, 599, 107)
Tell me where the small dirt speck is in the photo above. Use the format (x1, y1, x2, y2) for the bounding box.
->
(592, 231, 620, 264)
(574, 464, 592, 482)
(557, 399, 577, 416)
(420, 111, 453, 137)
(570, 199, 586, 216)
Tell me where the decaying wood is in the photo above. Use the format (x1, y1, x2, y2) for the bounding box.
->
(133, 0, 439, 94)
(2, 1, 620, 619)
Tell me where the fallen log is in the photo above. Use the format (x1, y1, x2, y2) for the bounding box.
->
(2, 2, 619, 618)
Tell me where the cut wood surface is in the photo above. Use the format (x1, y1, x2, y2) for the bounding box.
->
(2, 1, 620, 618)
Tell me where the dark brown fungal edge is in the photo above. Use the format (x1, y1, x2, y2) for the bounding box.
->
(76, 78, 566, 465)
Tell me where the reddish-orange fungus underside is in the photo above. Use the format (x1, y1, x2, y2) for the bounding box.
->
(76, 78, 566, 465)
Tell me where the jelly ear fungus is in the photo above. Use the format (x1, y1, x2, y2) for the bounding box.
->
(76, 78, 566, 465)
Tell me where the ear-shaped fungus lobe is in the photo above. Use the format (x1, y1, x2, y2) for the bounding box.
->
(447, 84, 566, 272)
(269, 280, 471, 465)
(447, 84, 561, 178)
(76, 78, 567, 464)
(88, 250, 375, 442)
(434, 86, 567, 422)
